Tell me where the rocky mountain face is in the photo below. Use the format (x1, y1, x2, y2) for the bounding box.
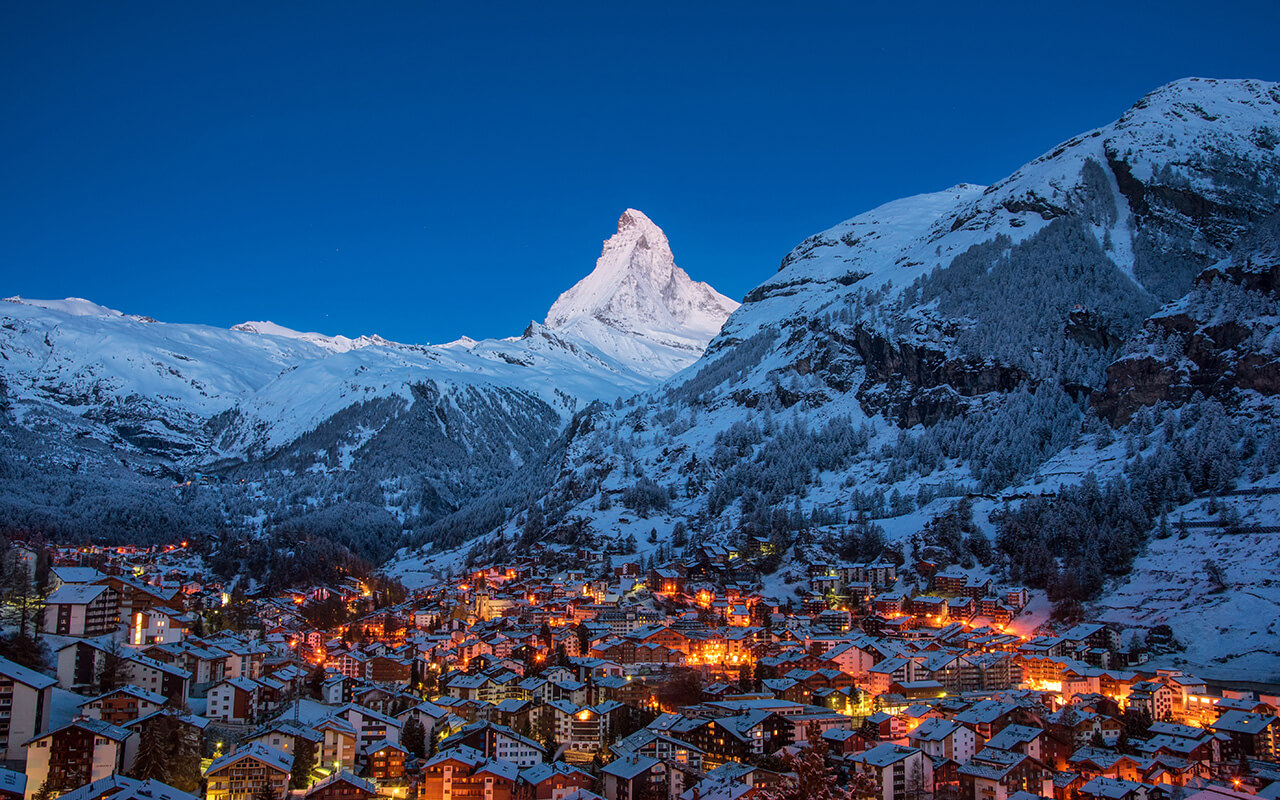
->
(0, 211, 736, 555)
(1094, 208, 1280, 423)
(405, 79, 1280, 678)
(716, 78, 1280, 427)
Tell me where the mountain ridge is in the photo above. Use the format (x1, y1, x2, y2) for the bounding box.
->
(0, 210, 736, 553)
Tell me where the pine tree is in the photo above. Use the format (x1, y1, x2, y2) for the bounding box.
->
(130, 716, 173, 782)
(402, 715, 427, 759)
(1, 549, 47, 639)
(31, 779, 57, 800)
(167, 727, 203, 794)
(757, 721, 874, 800)
(291, 737, 317, 789)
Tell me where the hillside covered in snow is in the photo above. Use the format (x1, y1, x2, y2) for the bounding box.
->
(0, 210, 736, 562)
(394, 78, 1280, 680)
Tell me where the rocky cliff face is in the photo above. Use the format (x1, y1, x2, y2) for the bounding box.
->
(1095, 209, 1280, 424)
(716, 79, 1280, 431)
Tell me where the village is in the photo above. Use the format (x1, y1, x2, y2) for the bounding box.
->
(0, 537, 1276, 800)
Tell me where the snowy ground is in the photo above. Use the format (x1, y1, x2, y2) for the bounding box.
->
(1092, 476, 1280, 682)
(49, 686, 86, 729)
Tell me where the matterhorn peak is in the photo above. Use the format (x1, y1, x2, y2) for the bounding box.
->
(546, 209, 738, 346)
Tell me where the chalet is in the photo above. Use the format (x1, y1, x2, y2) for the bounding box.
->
(245, 720, 324, 757)
(521, 761, 596, 800)
(849, 743, 933, 800)
(439, 721, 546, 767)
(77, 686, 168, 727)
(129, 608, 184, 647)
(203, 742, 292, 800)
(984, 724, 1045, 761)
(1127, 681, 1177, 722)
(206, 677, 260, 724)
(908, 718, 979, 765)
(23, 719, 133, 800)
(1208, 710, 1279, 760)
(649, 569, 686, 595)
(957, 747, 1053, 800)
(49, 567, 107, 591)
(366, 655, 411, 685)
(612, 729, 704, 770)
(420, 747, 520, 800)
(363, 739, 407, 780)
(822, 726, 871, 758)
(48, 775, 197, 800)
(1076, 777, 1160, 800)
(954, 700, 1021, 743)
(1066, 748, 1146, 782)
(94, 576, 183, 625)
(601, 755, 666, 800)
(337, 704, 402, 751)
(683, 711, 791, 766)
(313, 716, 359, 773)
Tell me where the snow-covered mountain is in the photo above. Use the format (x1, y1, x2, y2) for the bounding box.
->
(0, 210, 736, 551)
(402, 78, 1280, 679)
(544, 208, 739, 378)
(7, 77, 1280, 678)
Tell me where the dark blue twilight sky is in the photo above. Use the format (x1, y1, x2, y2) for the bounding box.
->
(3, 2, 1278, 344)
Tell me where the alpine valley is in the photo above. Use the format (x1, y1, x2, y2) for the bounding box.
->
(5, 78, 1280, 679)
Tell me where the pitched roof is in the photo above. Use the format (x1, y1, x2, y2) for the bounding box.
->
(0, 655, 56, 689)
(46, 584, 111, 604)
(602, 754, 661, 780)
(853, 743, 920, 768)
(1211, 710, 1278, 735)
(79, 684, 169, 708)
(305, 771, 376, 797)
(28, 717, 132, 746)
(203, 742, 293, 776)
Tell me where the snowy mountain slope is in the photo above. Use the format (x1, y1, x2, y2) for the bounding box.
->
(1092, 477, 1280, 683)
(0, 210, 736, 548)
(399, 78, 1280, 678)
(1, 296, 331, 456)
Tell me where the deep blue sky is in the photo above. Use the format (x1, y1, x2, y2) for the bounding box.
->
(3, 2, 1278, 344)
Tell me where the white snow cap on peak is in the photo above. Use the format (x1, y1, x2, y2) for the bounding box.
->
(545, 209, 739, 350)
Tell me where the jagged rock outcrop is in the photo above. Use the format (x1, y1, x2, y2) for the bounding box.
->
(1094, 208, 1280, 424)
(849, 325, 1028, 426)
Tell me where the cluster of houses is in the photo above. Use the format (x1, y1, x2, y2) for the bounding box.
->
(2, 542, 1278, 800)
